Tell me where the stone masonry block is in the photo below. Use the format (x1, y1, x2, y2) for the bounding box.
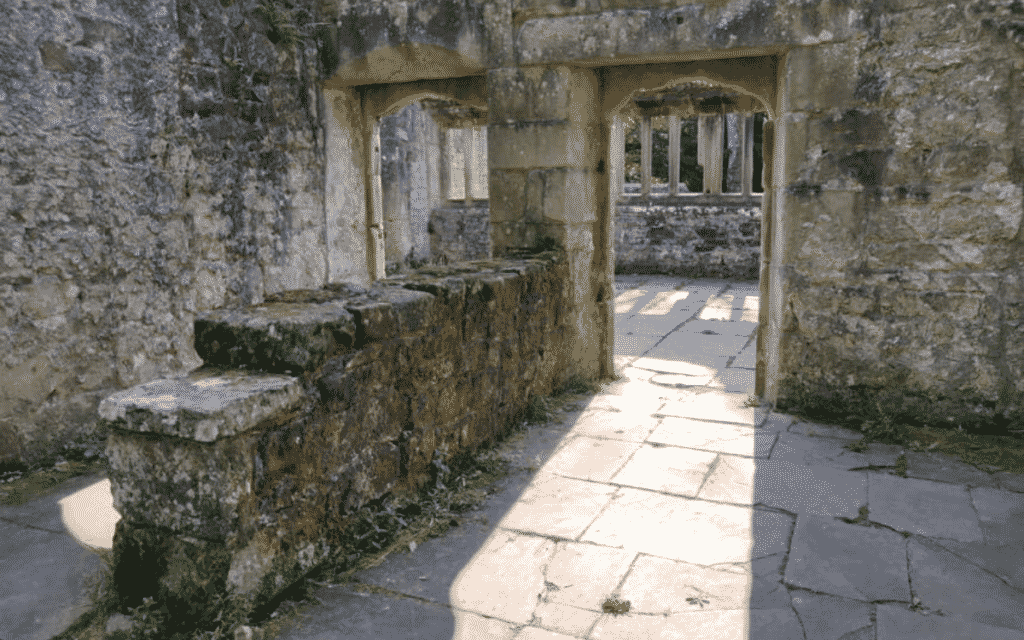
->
(786, 42, 862, 113)
(488, 169, 527, 223)
(376, 285, 435, 336)
(487, 67, 572, 124)
(98, 369, 309, 442)
(105, 429, 259, 543)
(345, 299, 399, 345)
(195, 301, 357, 374)
(487, 122, 601, 170)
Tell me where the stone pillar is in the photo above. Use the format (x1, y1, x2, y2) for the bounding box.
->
(741, 114, 754, 197)
(610, 115, 625, 199)
(364, 116, 386, 280)
(668, 115, 681, 197)
(463, 127, 474, 205)
(439, 128, 453, 201)
(323, 88, 371, 287)
(698, 114, 724, 194)
(488, 66, 608, 380)
(640, 114, 652, 197)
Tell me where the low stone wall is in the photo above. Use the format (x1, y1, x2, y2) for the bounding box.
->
(97, 253, 570, 619)
(615, 195, 762, 279)
(425, 197, 761, 277)
(428, 203, 492, 263)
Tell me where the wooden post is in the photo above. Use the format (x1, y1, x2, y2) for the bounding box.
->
(641, 114, 652, 197)
(668, 114, 681, 196)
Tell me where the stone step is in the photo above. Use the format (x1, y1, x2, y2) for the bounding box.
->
(193, 282, 436, 375)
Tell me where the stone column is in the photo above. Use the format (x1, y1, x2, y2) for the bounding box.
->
(364, 115, 386, 280)
(439, 128, 453, 201)
(741, 114, 755, 197)
(640, 114, 653, 197)
(463, 126, 474, 205)
(609, 115, 625, 199)
(488, 66, 608, 380)
(668, 115, 681, 196)
(698, 114, 724, 194)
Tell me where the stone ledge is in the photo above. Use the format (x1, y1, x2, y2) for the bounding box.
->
(98, 369, 308, 442)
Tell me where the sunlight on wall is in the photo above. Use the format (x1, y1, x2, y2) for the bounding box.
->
(58, 478, 120, 551)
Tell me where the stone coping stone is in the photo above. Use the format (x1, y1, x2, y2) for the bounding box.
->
(98, 369, 307, 442)
(195, 300, 359, 374)
(193, 257, 558, 374)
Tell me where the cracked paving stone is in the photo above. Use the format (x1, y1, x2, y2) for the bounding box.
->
(784, 513, 911, 602)
(907, 537, 1024, 631)
(876, 604, 1024, 640)
(789, 590, 874, 640)
(590, 608, 804, 640)
(868, 472, 983, 542)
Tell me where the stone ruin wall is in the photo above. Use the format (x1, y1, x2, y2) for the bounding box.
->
(0, 0, 1022, 466)
(98, 255, 571, 616)
(0, 0, 336, 466)
(615, 197, 762, 279)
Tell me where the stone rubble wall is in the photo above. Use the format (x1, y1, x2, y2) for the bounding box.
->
(0, 0, 333, 467)
(97, 254, 570, 617)
(429, 204, 493, 263)
(615, 197, 761, 279)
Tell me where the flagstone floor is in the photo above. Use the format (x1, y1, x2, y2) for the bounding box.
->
(271, 276, 1024, 640)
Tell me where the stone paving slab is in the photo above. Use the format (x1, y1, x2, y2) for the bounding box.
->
(769, 431, 902, 470)
(787, 420, 863, 441)
(0, 473, 111, 640)
(541, 435, 640, 483)
(789, 591, 874, 640)
(647, 331, 751, 360)
(610, 333, 660, 357)
(876, 604, 1024, 640)
(700, 458, 867, 519)
(907, 538, 1024, 631)
(712, 367, 757, 394)
(617, 553, 791, 614)
(589, 608, 804, 640)
(580, 487, 792, 565)
(971, 485, 1024, 546)
(497, 473, 617, 539)
(566, 409, 662, 442)
(449, 531, 555, 625)
(784, 513, 911, 602)
(673, 318, 759, 337)
(610, 443, 717, 497)
(658, 388, 768, 426)
(995, 469, 1024, 493)
(868, 472, 983, 541)
(649, 417, 777, 458)
(903, 450, 1003, 488)
(931, 539, 1024, 592)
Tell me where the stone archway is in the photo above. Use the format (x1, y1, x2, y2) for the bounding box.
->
(320, 73, 488, 284)
(598, 57, 784, 401)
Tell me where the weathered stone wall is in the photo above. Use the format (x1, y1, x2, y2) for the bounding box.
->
(771, 3, 1024, 426)
(429, 204, 493, 262)
(0, 0, 341, 467)
(615, 196, 761, 279)
(380, 102, 443, 273)
(98, 254, 570, 617)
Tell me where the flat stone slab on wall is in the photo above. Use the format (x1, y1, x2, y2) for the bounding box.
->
(616, 196, 762, 279)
